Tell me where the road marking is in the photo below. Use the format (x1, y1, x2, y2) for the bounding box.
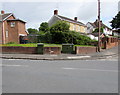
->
(0, 64, 28, 67)
(62, 67, 118, 72)
(50, 55, 57, 56)
(3, 59, 22, 61)
(62, 68, 76, 70)
(67, 56, 90, 59)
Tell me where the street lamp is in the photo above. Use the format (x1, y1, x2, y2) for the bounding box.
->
(98, 0, 101, 52)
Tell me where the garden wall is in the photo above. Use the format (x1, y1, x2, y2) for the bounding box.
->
(1, 46, 37, 54)
(102, 37, 119, 49)
(75, 46, 97, 54)
(44, 47, 61, 54)
(1, 46, 61, 54)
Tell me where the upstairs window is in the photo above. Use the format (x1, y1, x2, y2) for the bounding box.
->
(73, 25, 76, 31)
(87, 27, 90, 30)
(10, 22, 15, 27)
(6, 31, 8, 37)
(78, 26, 81, 32)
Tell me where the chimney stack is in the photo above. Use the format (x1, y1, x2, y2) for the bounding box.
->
(74, 17, 77, 21)
(54, 10, 58, 15)
(1, 10, 5, 14)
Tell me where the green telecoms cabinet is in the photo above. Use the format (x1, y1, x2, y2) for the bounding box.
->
(37, 43, 44, 54)
(62, 44, 74, 54)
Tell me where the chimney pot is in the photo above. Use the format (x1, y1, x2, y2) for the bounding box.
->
(74, 17, 77, 21)
(54, 10, 58, 15)
(1, 10, 5, 14)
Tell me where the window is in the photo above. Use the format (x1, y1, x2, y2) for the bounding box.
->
(84, 27, 86, 32)
(6, 31, 8, 37)
(10, 22, 15, 27)
(87, 27, 90, 30)
(73, 25, 76, 31)
(78, 26, 81, 32)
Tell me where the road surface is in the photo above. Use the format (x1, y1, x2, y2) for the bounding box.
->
(2, 59, 118, 93)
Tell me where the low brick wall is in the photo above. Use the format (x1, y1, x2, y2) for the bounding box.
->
(44, 47, 61, 54)
(1, 46, 61, 54)
(118, 40, 120, 45)
(104, 42, 118, 49)
(1, 46, 37, 54)
(75, 46, 97, 54)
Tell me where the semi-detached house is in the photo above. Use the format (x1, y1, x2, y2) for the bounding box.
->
(0, 10, 28, 44)
(48, 10, 87, 33)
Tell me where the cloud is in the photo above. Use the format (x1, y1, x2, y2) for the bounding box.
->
(100, 2, 119, 27)
(1, 1, 119, 29)
(0, 3, 2, 9)
(118, 1, 120, 11)
(77, 2, 97, 21)
(0, 0, 119, 2)
(76, 1, 119, 27)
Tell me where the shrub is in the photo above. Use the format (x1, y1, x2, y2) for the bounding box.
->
(50, 21, 70, 32)
(6, 42, 16, 44)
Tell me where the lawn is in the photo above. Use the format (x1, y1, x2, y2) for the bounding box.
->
(74, 45, 95, 47)
(0, 43, 95, 47)
(0, 43, 62, 47)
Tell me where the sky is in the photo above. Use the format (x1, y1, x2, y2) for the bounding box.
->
(0, 0, 119, 30)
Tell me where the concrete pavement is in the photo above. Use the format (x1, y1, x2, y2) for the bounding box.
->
(1, 46, 119, 60)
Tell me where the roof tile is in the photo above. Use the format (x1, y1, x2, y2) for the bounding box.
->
(56, 15, 86, 26)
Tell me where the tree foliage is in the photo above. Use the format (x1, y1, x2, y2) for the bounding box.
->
(50, 20, 70, 32)
(92, 27, 104, 33)
(27, 21, 95, 45)
(39, 22, 49, 32)
(110, 12, 120, 29)
(27, 28, 38, 34)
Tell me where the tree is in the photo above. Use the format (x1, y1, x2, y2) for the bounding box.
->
(110, 12, 120, 29)
(27, 28, 38, 34)
(50, 20, 70, 32)
(92, 27, 104, 33)
(39, 22, 49, 32)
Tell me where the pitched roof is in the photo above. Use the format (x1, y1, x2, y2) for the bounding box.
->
(88, 22, 96, 28)
(88, 20, 112, 30)
(55, 15, 86, 26)
(7, 19, 26, 23)
(89, 20, 112, 30)
(1, 13, 15, 21)
(112, 29, 120, 33)
(1, 13, 26, 23)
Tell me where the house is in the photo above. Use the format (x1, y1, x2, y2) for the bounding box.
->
(0, 10, 28, 44)
(87, 32, 105, 41)
(112, 29, 120, 36)
(86, 20, 112, 36)
(48, 10, 87, 33)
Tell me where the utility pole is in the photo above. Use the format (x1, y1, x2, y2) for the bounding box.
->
(98, 0, 101, 52)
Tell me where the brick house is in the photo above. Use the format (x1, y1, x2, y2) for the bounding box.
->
(0, 10, 28, 44)
(48, 10, 87, 33)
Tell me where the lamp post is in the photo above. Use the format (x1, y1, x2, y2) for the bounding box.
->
(98, 0, 101, 52)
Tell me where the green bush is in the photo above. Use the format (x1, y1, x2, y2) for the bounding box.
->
(50, 21, 70, 32)
(50, 31, 65, 44)
(6, 42, 16, 44)
(48, 30, 94, 45)
(29, 21, 96, 46)
(93, 27, 104, 33)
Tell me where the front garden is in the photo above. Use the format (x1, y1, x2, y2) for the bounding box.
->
(0, 43, 95, 47)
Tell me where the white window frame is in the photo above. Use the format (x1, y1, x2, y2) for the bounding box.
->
(10, 22, 15, 27)
(78, 26, 81, 32)
(6, 31, 8, 37)
(73, 24, 76, 31)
